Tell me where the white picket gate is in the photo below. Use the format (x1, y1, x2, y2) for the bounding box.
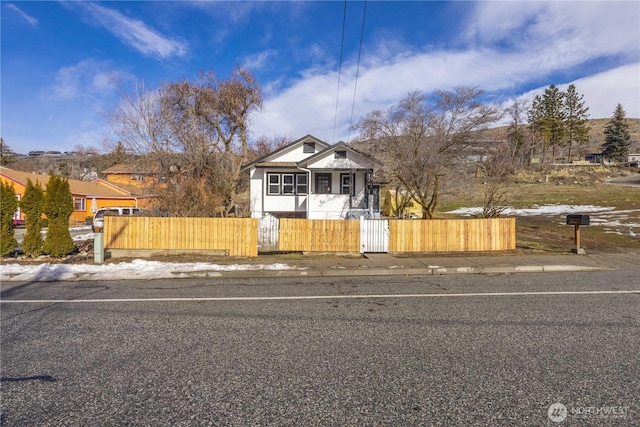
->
(258, 214, 280, 251)
(359, 218, 389, 253)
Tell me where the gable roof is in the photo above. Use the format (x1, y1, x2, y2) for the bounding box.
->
(241, 134, 331, 172)
(0, 166, 134, 198)
(297, 141, 382, 169)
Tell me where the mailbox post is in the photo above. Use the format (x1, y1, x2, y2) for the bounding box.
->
(566, 214, 590, 254)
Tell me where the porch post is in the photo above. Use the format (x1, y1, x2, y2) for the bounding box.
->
(367, 169, 373, 214)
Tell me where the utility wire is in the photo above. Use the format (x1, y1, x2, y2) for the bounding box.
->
(347, 0, 367, 143)
(332, 0, 348, 144)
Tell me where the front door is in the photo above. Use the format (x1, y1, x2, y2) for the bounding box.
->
(315, 173, 332, 194)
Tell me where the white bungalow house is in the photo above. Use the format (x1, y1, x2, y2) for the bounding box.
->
(242, 135, 383, 219)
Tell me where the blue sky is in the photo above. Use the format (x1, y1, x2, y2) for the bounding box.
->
(2, 1, 639, 154)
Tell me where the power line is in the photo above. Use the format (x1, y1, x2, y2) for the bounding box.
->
(347, 0, 367, 143)
(332, 0, 367, 144)
(332, 0, 348, 144)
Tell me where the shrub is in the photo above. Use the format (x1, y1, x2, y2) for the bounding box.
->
(0, 180, 18, 255)
(19, 178, 45, 256)
(42, 175, 74, 257)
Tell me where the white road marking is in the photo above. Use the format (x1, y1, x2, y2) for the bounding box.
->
(1, 290, 638, 304)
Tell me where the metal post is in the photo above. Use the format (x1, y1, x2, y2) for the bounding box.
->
(94, 232, 104, 263)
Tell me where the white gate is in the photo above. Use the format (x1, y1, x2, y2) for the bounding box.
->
(360, 218, 389, 253)
(258, 214, 279, 251)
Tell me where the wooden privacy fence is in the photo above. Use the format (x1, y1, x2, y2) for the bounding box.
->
(279, 219, 361, 252)
(102, 216, 515, 257)
(104, 216, 258, 257)
(389, 217, 516, 252)
(279, 217, 515, 253)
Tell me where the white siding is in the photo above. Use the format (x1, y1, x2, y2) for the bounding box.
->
(270, 143, 319, 162)
(263, 195, 308, 214)
(249, 168, 264, 218)
(308, 194, 351, 219)
(306, 150, 374, 170)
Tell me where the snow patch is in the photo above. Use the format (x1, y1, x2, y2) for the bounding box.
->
(0, 260, 306, 282)
(447, 204, 616, 216)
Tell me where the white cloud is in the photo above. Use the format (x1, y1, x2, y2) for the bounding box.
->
(71, 3, 187, 59)
(572, 63, 640, 118)
(48, 59, 118, 100)
(242, 50, 277, 71)
(517, 63, 640, 119)
(5, 3, 37, 26)
(251, 2, 639, 143)
(465, 1, 639, 60)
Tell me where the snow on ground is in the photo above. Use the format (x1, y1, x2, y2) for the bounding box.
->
(446, 204, 616, 217)
(447, 204, 640, 238)
(1, 260, 306, 282)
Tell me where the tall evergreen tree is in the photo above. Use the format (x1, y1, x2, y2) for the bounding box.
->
(563, 84, 590, 161)
(601, 104, 631, 163)
(43, 175, 75, 257)
(527, 85, 566, 162)
(0, 180, 18, 255)
(20, 178, 45, 256)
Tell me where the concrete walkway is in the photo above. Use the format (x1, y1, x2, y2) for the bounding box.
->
(179, 250, 640, 278)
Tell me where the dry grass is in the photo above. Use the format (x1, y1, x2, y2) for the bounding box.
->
(439, 166, 640, 253)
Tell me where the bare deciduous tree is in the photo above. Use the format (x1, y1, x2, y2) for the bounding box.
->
(355, 87, 501, 219)
(478, 141, 515, 218)
(105, 68, 263, 217)
(249, 135, 291, 160)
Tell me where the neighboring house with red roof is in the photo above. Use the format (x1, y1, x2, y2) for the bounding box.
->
(0, 166, 154, 225)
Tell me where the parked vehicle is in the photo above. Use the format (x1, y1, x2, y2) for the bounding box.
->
(92, 207, 141, 232)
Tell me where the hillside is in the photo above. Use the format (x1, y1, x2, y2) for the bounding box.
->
(480, 118, 640, 157)
(583, 118, 640, 152)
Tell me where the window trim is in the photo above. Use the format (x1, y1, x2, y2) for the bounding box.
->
(303, 142, 315, 153)
(282, 174, 295, 194)
(296, 174, 308, 195)
(73, 197, 86, 211)
(267, 173, 281, 195)
(267, 172, 308, 195)
(340, 173, 355, 195)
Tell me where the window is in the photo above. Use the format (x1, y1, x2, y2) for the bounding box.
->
(73, 198, 86, 211)
(130, 174, 144, 182)
(335, 150, 347, 159)
(282, 174, 295, 194)
(268, 174, 281, 195)
(316, 173, 332, 194)
(296, 174, 308, 194)
(267, 173, 308, 195)
(341, 173, 355, 195)
(303, 142, 315, 153)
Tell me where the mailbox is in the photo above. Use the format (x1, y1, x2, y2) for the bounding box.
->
(566, 214, 590, 226)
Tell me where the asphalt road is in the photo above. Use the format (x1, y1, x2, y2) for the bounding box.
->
(607, 174, 640, 187)
(2, 271, 639, 426)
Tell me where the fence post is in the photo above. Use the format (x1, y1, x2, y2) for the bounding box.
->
(94, 232, 104, 263)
